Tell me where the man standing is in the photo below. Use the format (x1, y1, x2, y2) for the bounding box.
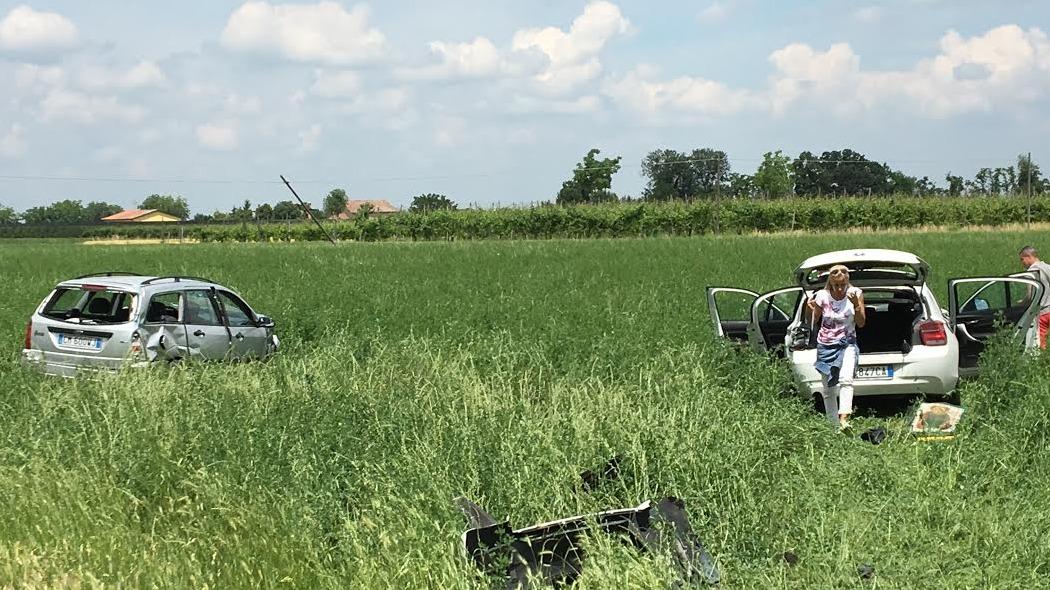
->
(1019, 246, 1050, 348)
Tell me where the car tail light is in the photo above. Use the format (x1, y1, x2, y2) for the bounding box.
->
(24, 321, 32, 349)
(919, 320, 947, 346)
(129, 332, 145, 360)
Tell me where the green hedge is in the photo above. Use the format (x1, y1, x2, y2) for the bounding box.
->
(5, 195, 1050, 242)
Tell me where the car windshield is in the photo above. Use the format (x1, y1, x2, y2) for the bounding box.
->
(42, 286, 136, 324)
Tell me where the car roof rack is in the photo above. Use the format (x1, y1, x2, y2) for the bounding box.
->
(74, 271, 146, 279)
(140, 275, 216, 286)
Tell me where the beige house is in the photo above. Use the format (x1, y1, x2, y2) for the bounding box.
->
(332, 200, 399, 220)
(101, 209, 181, 223)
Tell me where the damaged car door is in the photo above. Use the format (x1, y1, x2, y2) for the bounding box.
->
(706, 287, 758, 343)
(182, 289, 233, 360)
(139, 290, 188, 361)
(948, 275, 1042, 376)
(747, 286, 804, 355)
(214, 290, 269, 359)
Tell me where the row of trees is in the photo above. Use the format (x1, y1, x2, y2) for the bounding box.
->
(556, 148, 1049, 204)
(0, 195, 190, 225)
(0, 190, 461, 225)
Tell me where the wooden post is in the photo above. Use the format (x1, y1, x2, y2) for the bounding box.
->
(1027, 151, 1033, 229)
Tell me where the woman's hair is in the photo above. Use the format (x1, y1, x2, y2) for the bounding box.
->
(824, 264, 850, 291)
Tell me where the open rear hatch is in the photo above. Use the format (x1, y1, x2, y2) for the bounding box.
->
(795, 249, 930, 288)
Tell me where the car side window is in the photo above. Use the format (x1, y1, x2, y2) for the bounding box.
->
(146, 292, 182, 323)
(217, 291, 256, 326)
(183, 290, 222, 326)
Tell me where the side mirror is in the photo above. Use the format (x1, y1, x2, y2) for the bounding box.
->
(257, 314, 275, 328)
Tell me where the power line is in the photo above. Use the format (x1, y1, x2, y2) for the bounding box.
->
(0, 155, 1036, 186)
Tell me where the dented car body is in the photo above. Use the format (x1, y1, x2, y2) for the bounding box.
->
(22, 273, 278, 377)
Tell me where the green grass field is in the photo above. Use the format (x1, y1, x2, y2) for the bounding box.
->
(2, 232, 1049, 588)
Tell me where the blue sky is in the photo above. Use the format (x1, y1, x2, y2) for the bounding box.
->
(0, 0, 1048, 213)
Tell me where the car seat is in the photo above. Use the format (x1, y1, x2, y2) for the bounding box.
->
(86, 297, 112, 316)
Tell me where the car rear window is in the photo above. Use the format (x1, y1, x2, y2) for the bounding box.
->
(805, 264, 919, 285)
(42, 286, 135, 324)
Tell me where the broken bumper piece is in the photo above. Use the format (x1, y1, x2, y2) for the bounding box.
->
(455, 496, 720, 588)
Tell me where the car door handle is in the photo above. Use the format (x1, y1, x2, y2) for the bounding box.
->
(193, 329, 206, 337)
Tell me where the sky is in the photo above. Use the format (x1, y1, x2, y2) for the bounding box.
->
(0, 0, 1049, 214)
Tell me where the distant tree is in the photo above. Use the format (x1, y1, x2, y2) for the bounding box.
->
(728, 173, 755, 198)
(641, 148, 728, 201)
(323, 188, 349, 217)
(0, 204, 16, 224)
(945, 173, 965, 196)
(272, 200, 303, 220)
(1016, 154, 1048, 193)
(140, 194, 190, 220)
(557, 148, 622, 205)
(229, 199, 253, 221)
(888, 170, 919, 195)
(355, 202, 375, 220)
(967, 168, 993, 195)
(752, 150, 794, 198)
(915, 176, 940, 196)
(20, 200, 89, 224)
(192, 213, 214, 223)
(83, 201, 123, 222)
(792, 149, 890, 196)
(409, 193, 457, 213)
(254, 203, 274, 221)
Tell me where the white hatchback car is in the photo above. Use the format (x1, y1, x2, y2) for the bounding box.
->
(707, 249, 1044, 400)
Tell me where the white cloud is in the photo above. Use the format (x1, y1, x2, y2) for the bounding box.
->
(78, 61, 166, 90)
(223, 93, 262, 115)
(512, 1, 631, 94)
(604, 66, 756, 117)
(39, 89, 146, 124)
(698, 2, 731, 23)
(0, 5, 78, 56)
(769, 25, 1050, 117)
(398, 37, 506, 80)
(310, 69, 362, 98)
(433, 116, 466, 146)
(299, 123, 322, 151)
(853, 6, 883, 24)
(14, 64, 65, 90)
(221, 1, 387, 65)
(508, 94, 602, 115)
(196, 122, 239, 150)
(0, 124, 26, 157)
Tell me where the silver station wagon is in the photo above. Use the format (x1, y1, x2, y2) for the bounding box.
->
(707, 249, 1044, 401)
(22, 273, 279, 377)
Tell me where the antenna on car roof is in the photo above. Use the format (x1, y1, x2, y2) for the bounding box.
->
(280, 175, 337, 247)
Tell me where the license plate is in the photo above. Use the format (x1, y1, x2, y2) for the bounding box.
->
(856, 365, 893, 380)
(58, 334, 102, 350)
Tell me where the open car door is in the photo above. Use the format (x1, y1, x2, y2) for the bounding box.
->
(948, 275, 1043, 376)
(747, 287, 804, 355)
(706, 287, 758, 344)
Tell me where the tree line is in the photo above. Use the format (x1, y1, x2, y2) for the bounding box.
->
(2, 148, 1045, 223)
(556, 148, 1048, 204)
(0, 191, 459, 225)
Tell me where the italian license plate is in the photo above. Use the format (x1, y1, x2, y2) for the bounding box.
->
(58, 334, 102, 350)
(856, 365, 893, 380)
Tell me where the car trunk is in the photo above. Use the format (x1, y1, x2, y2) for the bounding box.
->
(854, 288, 923, 354)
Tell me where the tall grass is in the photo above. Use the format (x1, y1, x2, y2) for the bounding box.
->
(1, 231, 1049, 588)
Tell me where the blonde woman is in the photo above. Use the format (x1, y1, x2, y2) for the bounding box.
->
(806, 265, 866, 429)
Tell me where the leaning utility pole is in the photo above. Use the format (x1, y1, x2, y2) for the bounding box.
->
(280, 175, 338, 246)
(1027, 151, 1033, 230)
